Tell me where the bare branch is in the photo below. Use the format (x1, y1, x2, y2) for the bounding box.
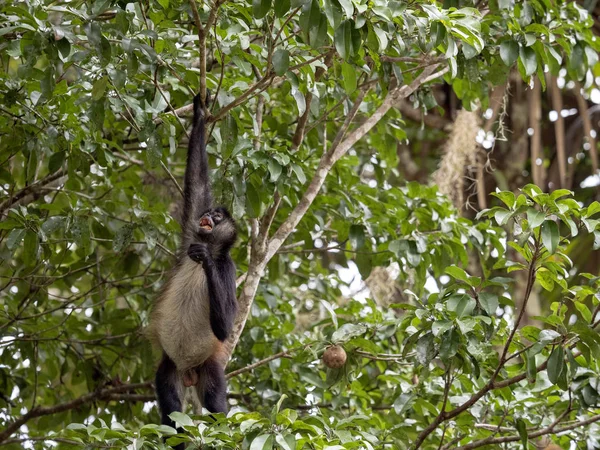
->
(160, 160, 184, 197)
(226, 350, 290, 379)
(187, 0, 225, 101)
(397, 99, 451, 129)
(380, 55, 446, 64)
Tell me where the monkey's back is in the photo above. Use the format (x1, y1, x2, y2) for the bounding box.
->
(148, 258, 219, 371)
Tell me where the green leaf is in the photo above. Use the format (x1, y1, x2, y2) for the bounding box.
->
(274, 0, 290, 17)
(586, 201, 600, 217)
(308, 10, 328, 48)
(22, 230, 38, 266)
(372, 25, 388, 51)
(550, 189, 573, 200)
(275, 433, 295, 450)
(526, 208, 545, 228)
(500, 40, 519, 66)
(541, 220, 559, 254)
(271, 394, 288, 420)
(341, 62, 357, 94)
(492, 190, 515, 208)
(272, 49, 289, 76)
(291, 164, 306, 184)
(536, 269, 555, 291)
(246, 182, 262, 218)
(323, 0, 343, 28)
(6, 228, 25, 250)
(568, 44, 586, 81)
(267, 159, 282, 182)
(250, 434, 274, 450)
(515, 418, 528, 448)
(338, 0, 353, 17)
(415, 333, 435, 365)
(42, 216, 65, 235)
(253, 0, 272, 19)
(72, 216, 92, 255)
(594, 231, 600, 250)
(445, 266, 470, 283)
(478, 292, 499, 315)
(334, 20, 360, 60)
(519, 46, 537, 76)
(145, 132, 162, 167)
(393, 393, 415, 415)
(91, 76, 108, 101)
(113, 224, 135, 252)
(56, 38, 71, 59)
(349, 224, 365, 249)
(221, 115, 238, 158)
(494, 209, 512, 225)
(547, 345, 564, 385)
(49, 151, 66, 173)
(447, 294, 476, 317)
(432, 320, 453, 337)
(300, 0, 326, 48)
(168, 412, 194, 428)
(331, 323, 367, 342)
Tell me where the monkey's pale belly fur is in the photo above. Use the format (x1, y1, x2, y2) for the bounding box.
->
(154, 259, 219, 371)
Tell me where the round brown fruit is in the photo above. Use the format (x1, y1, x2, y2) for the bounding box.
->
(322, 345, 347, 369)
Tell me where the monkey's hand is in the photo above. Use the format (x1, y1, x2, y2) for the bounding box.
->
(188, 243, 212, 266)
(192, 90, 212, 123)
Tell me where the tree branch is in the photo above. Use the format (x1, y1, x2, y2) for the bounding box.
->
(549, 75, 567, 188)
(0, 341, 303, 444)
(267, 64, 446, 262)
(187, 0, 225, 101)
(412, 240, 539, 448)
(397, 99, 451, 129)
(455, 414, 600, 450)
(226, 349, 292, 379)
(0, 382, 153, 444)
(226, 64, 448, 357)
(573, 82, 598, 174)
(0, 169, 65, 216)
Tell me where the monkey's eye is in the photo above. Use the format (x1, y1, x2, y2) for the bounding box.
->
(213, 213, 223, 222)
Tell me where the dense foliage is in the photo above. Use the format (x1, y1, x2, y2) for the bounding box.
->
(1, 0, 599, 449)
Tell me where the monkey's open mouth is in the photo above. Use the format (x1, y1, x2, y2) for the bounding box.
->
(200, 217, 213, 231)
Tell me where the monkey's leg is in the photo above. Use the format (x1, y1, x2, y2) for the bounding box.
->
(156, 354, 185, 450)
(196, 357, 228, 413)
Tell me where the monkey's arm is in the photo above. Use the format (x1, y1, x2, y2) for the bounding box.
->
(188, 245, 237, 341)
(182, 94, 212, 233)
(205, 260, 237, 341)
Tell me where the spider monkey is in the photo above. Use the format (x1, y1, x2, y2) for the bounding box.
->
(147, 93, 237, 448)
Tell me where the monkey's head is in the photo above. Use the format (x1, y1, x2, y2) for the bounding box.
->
(197, 207, 237, 249)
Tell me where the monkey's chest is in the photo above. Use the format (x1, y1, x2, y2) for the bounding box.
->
(157, 260, 218, 370)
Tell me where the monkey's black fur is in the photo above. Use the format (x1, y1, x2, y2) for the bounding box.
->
(151, 93, 237, 450)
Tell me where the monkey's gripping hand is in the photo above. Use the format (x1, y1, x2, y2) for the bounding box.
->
(192, 91, 212, 124)
(188, 243, 213, 266)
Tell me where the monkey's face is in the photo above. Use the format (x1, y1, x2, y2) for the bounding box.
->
(197, 207, 237, 246)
